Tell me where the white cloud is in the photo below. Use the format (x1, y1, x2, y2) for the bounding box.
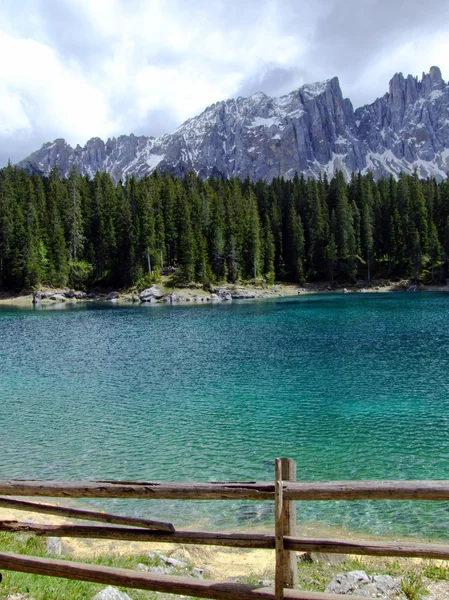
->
(0, 32, 113, 143)
(0, 0, 448, 166)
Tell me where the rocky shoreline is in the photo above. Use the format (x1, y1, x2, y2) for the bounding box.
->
(0, 279, 448, 307)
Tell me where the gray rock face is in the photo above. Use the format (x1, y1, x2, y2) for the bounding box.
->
(325, 571, 406, 598)
(17, 67, 449, 182)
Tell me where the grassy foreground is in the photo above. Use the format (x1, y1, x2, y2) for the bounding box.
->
(0, 532, 175, 599)
(2, 531, 449, 599)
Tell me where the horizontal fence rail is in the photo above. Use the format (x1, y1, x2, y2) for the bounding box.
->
(0, 497, 174, 531)
(0, 552, 367, 600)
(2, 461, 449, 600)
(4, 522, 449, 561)
(3, 479, 449, 500)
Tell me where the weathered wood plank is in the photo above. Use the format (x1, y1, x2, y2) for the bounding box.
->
(0, 521, 274, 548)
(283, 481, 449, 501)
(3, 479, 449, 501)
(0, 552, 367, 600)
(280, 458, 298, 588)
(5, 520, 449, 560)
(275, 459, 284, 600)
(284, 537, 449, 559)
(6, 521, 449, 559)
(0, 480, 274, 500)
(0, 497, 174, 532)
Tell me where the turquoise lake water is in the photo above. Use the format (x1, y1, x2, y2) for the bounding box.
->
(1, 292, 449, 538)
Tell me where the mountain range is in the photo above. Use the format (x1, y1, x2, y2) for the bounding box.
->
(17, 66, 449, 183)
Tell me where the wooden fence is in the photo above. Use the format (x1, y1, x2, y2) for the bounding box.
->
(2, 458, 449, 599)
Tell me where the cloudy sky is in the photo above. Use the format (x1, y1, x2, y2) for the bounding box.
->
(1, 0, 448, 167)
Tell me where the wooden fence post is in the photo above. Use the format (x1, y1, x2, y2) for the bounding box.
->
(274, 458, 284, 600)
(280, 457, 298, 588)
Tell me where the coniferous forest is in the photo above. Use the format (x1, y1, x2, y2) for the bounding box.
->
(0, 163, 448, 291)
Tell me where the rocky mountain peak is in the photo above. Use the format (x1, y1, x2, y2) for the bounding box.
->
(429, 65, 443, 85)
(17, 67, 449, 183)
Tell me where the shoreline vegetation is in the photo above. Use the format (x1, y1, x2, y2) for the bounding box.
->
(1, 166, 449, 302)
(1, 277, 449, 307)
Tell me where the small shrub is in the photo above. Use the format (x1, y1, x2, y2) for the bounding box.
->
(68, 260, 93, 289)
(136, 267, 162, 290)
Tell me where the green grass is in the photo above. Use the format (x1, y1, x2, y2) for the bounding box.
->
(0, 532, 186, 599)
(401, 570, 429, 600)
(3, 533, 449, 599)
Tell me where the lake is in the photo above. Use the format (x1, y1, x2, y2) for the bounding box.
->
(1, 292, 449, 538)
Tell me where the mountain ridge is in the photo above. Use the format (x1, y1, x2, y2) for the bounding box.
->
(17, 67, 449, 182)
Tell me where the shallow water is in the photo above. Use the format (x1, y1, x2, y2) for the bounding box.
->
(1, 293, 449, 537)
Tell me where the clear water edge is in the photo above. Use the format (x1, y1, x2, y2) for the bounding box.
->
(1, 292, 449, 540)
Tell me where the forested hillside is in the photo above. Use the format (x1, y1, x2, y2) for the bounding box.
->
(0, 164, 448, 291)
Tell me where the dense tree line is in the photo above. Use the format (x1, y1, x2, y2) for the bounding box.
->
(0, 164, 448, 291)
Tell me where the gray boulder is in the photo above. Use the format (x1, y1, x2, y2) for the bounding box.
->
(325, 571, 405, 598)
(214, 288, 232, 301)
(107, 291, 119, 300)
(64, 289, 76, 299)
(164, 556, 188, 569)
(168, 292, 180, 303)
(48, 293, 66, 302)
(147, 551, 188, 570)
(140, 286, 165, 302)
(148, 565, 173, 574)
(92, 587, 132, 600)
